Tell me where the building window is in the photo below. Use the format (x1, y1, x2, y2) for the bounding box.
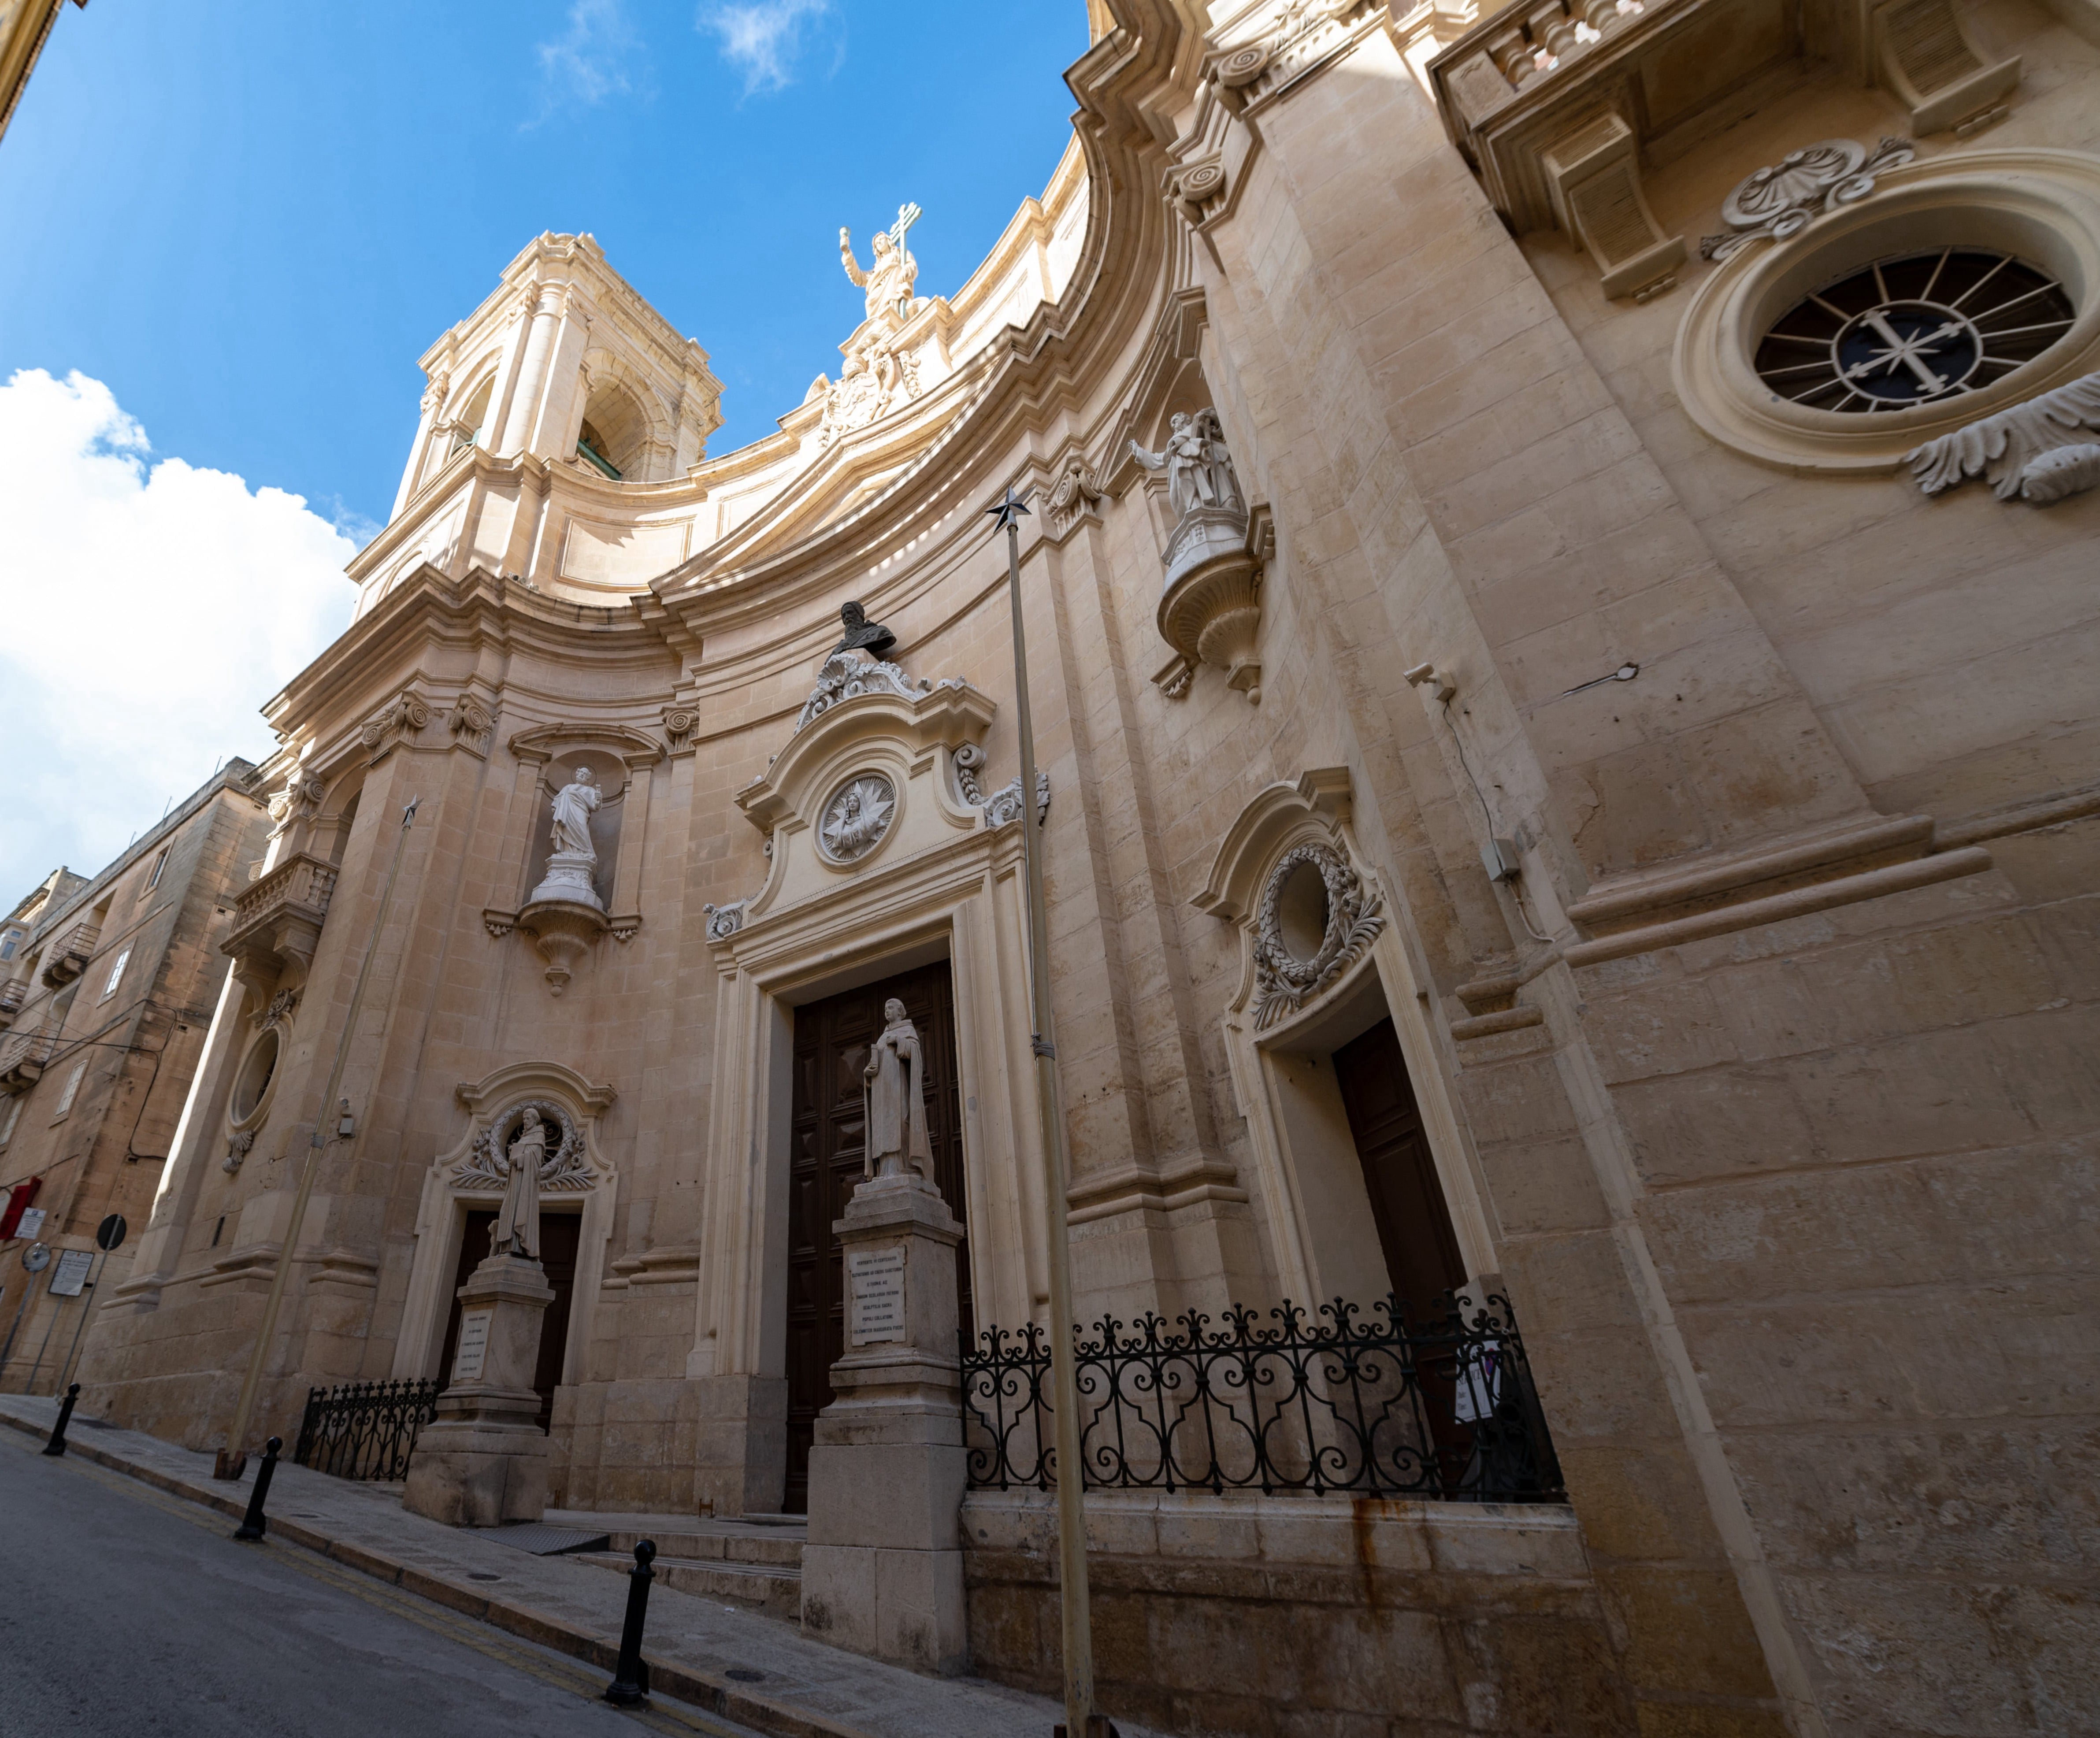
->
(52, 1060, 87, 1120)
(0, 929, 18, 962)
(99, 948, 132, 1001)
(0, 1097, 22, 1149)
(143, 848, 171, 893)
(1754, 248, 2075, 413)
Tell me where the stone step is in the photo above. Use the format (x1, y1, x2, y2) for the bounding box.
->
(602, 1525, 806, 1568)
(575, 1551, 804, 1617)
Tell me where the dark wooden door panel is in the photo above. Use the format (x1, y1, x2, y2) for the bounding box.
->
(783, 959, 968, 1513)
(1331, 1017, 1466, 1326)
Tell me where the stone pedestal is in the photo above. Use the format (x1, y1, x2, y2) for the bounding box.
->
(800, 1172, 968, 1675)
(402, 1254, 554, 1527)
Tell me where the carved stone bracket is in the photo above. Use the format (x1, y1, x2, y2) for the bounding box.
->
(482, 909, 517, 940)
(515, 898, 608, 996)
(1541, 109, 1683, 300)
(1866, 0, 2021, 137)
(1046, 457, 1105, 532)
(1155, 503, 1273, 705)
(1907, 370, 2100, 502)
(267, 770, 327, 834)
(663, 704, 701, 753)
(1208, 0, 1385, 115)
(446, 693, 495, 754)
(222, 1130, 255, 1175)
(1699, 136, 1915, 261)
(703, 900, 747, 942)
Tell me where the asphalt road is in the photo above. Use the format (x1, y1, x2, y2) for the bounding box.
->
(0, 1425, 759, 1738)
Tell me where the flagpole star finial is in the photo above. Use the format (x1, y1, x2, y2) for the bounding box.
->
(987, 486, 1032, 533)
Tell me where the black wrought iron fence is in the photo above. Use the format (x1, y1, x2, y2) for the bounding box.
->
(961, 1292, 1563, 1502)
(291, 1379, 442, 1482)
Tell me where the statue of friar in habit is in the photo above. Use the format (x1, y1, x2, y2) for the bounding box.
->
(491, 1108, 547, 1261)
(862, 998, 934, 1181)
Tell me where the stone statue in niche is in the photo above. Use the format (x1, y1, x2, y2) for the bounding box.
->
(528, 766, 605, 910)
(1129, 409, 1243, 523)
(833, 600, 899, 660)
(839, 202, 921, 326)
(862, 997, 934, 1181)
(490, 1108, 546, 1261)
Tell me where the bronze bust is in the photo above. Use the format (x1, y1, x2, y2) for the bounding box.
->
(833, 600, 898, 660)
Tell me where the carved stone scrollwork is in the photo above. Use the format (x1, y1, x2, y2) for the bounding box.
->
(1251, 843, 1385, 1030)
(452, 1099, 595, 1195)
(267, 771, 327, 833)
(222, 1130, 255, 1175)
(255, 989, 298, 1031)
(663, 705, 701, 750)
(703, 900, 747, 942)
(360, 688, 432, 756)
(1699, 137, 1915, 262)
(446, 693, 494, 750)
(1907, 371, 2100, 502)
(1046, 457, 1105, 530)
(795, 650, 937, 734)
(1210, 0, 1379, 113)
(954, 744, 1050, 828)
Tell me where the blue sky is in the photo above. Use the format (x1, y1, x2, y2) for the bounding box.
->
(0, 0, 1088, 896)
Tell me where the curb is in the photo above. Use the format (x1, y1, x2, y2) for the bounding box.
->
(0, 1409, 869, 1738)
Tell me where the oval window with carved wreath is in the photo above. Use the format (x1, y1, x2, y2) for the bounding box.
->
(1674, 148, 2100, 472)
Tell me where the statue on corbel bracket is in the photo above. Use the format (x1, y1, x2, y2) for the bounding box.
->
(516, 766, 611, 994)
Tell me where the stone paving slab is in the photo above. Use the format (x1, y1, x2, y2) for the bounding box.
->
(0, 1396, 1158, 1738)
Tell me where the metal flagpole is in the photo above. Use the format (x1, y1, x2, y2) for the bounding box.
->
(987, 485, 1097, 1737)
(214, 796, 419, 1479)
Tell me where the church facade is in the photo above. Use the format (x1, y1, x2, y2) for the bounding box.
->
(61, 0, 2100, 1732)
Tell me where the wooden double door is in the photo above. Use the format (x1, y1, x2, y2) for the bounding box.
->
(783, 960, 969, 1513)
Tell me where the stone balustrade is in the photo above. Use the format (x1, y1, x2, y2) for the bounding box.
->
(0, 979, 25, 1026)
(223, 852, 339, 998)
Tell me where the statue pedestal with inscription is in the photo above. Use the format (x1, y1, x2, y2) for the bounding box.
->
(401, 1253, 554, 1527)
(800, 1171, 968, 1675)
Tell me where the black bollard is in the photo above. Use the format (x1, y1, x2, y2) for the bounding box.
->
(602, 1539, 656, 1705)
(40, 1383, 80, 1456)
(233, 1436, 282, 1541)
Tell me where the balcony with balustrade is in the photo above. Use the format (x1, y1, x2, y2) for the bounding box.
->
(39, 920, 100, 987)
(223, 852, 340, 1001)
(0, 1027, 56, 1095)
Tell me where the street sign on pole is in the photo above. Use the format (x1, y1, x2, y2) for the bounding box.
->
(47, 1249, 92, 1297)
(96, 1213, 127, 1252)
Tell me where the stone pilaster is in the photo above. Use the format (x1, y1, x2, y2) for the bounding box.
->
(799, 1172, 968, 1675)
(401, 1253, 553, 1527)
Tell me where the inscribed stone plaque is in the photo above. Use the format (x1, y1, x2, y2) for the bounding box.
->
(848, 1246, 907, 1346)
(47, 1248, 93, 1297)
(453, 1308, 493, 1382)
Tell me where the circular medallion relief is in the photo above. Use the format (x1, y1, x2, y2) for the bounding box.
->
(818, 773, 897, 865)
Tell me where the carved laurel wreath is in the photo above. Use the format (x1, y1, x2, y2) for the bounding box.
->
(1251, 843, 1384, 1031)
(450, 1099, 594, 1193)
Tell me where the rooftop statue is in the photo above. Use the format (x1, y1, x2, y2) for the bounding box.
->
(839, 201, 922, 326)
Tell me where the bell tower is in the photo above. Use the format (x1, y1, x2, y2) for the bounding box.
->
(392, 233, 723, 516)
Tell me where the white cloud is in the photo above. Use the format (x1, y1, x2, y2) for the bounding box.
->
(703, 0, 832, 94)
(533, 0, 642, 119)
(0, 369, 354, 900)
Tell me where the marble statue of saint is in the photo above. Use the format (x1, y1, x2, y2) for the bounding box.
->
(491, 1109, 546, 1261)
(832, 600, 898, 660)
(839, 205, 921, 325)
(549, 767, 601, 861)
(1129, 410, 1243, 521)
(862, 998, 934, 1180)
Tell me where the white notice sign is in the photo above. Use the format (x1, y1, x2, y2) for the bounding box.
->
(848, 1246, 907, 1346)
(48, 1248, 93, 1297)
(453, 1308, 493, 1382)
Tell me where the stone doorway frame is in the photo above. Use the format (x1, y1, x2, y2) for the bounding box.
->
(1197, 769, 1498, 1308)
(392, 1060, 619, 1390)
(689, 682, 1046, 1516)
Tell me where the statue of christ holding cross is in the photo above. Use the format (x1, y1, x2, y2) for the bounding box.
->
(839, 202, 922, 325)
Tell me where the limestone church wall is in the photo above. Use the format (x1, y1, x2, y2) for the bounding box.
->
(69, 3, 2100, 1732)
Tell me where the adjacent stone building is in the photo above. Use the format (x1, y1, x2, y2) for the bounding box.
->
(0, 763, 268, 1394)
(70, 1, 2100, 1733)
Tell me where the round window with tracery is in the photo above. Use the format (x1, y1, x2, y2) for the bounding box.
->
(1753, 247, 2076, 413)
